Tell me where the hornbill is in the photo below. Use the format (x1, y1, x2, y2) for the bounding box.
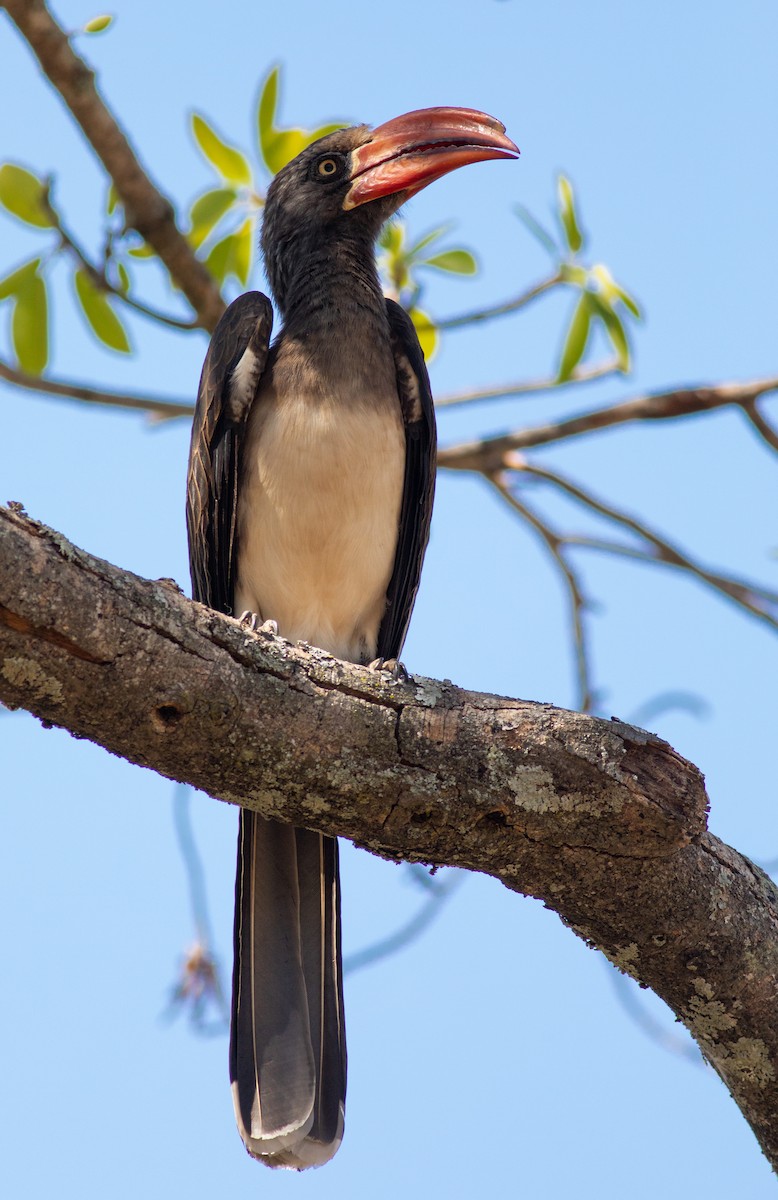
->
(186, 107, 518, 1168)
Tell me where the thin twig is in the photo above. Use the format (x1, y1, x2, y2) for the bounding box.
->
(0, 356, 194, 420)
(565, 536, 778, 630)
(435, 359, 619, 409)
(49, 200, 200, 332)
(606, 967, 702, 1066)
(438, 378, 778, 472)
(165, 784, 228, 1033)
(416, 272, 561, 334)
(487, 471, 595, 712)
(516, 462, 778, 630)
(742, 399, 778, 453)
(3, 0, 224, 331)
(344, 870, 465, 975)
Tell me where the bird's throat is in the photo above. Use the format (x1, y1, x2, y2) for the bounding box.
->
(268, 225, 388, 337)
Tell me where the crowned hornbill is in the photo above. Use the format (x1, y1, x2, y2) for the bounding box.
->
(186, 107, 518, 1168)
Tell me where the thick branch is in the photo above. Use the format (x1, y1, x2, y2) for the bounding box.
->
(2, 0, 224, 331)
(1, 505, 777, 1169)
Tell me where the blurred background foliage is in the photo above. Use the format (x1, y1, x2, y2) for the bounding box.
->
(0, 64, 638, 379)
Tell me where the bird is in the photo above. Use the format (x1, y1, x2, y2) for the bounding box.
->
(186, 106, 518, 1169)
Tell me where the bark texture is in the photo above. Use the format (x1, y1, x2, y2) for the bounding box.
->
(1, 505, 776, 1169)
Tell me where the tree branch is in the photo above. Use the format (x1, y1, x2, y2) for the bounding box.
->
(2, 0, 224, 331)
(0, 355, 194, 420)
(437, 377, 778, 471)
(435, 359, 619, 409)
(421, 272, 561, 333)
(487, 471, 595, 712)
(1, 504, 776, 1170)
(516, 461, 778, 631)
(46, 200, 199, 331)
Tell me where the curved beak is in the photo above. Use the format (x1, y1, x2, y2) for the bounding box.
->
(343, 106, 519, 211)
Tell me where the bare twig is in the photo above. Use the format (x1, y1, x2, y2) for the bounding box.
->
(606, 967, 702, 1066)
(566, 535, 778, 630)
(3, 0, 224, 331)
(165, 783, 228, 1033)
(511, 461, 778, 631)
(487, 470, 595, 712)
(417, 272, 561, 334)
(0, 356, 194, 420)
(48, 203, 199, 332)
(435, 359, 619, 409)
(438, 378, 778, 472)
(742, 399, 778, 453)
(344, 869, 465, 975)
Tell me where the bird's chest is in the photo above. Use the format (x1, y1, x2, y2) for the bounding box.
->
(235, 381, 406, 661)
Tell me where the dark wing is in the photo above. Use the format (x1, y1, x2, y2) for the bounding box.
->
(377, 299, 438, 661)
(186, 292, 273, 613)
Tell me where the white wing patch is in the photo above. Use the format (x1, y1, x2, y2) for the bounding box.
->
(227, 345, 264, 422)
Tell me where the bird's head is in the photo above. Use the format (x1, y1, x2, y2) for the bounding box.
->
(261, 107, 518, 308)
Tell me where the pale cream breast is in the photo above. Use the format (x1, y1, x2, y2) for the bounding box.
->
(235, 377, 406, 663)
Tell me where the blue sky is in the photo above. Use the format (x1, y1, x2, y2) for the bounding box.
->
(1, 2, 777, 1196)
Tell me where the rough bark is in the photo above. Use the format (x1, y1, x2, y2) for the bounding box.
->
(1, 504, 777, 1170)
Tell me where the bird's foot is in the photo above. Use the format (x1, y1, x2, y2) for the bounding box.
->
(369, 657, 411, 683)
(238, 612, 278, 637)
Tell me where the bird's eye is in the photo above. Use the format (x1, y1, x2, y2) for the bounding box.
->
(312, 154, 345, 181)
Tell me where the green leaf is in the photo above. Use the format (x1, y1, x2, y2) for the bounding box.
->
(204, 222, 254, 286)
(127, 242, 155, 258)
(233, 218, 253, 285)
(409, 307, 438, 362)
(557, 175, 584, 254)
(204, 236, 233, 285)
(0, 164, 53, 228)
(379, 221, 404, 254)
(256, 66, 345, 174)
(589, 292, 630, 371)
(559, 262, 589, 288)
(310, 122, 347, 141)
(421, 249, 477, 275)
(106, 182, 119, 215)
(116, 262, 130, 294)
(188, 186, 236, 248)
(191, 113, 252, 186)
(74, 269, 131, 353)
(408, 224, 450, 257)
(557, 292, 592, 381)
(514, 204, 558, 256)
(12, 269, 48, 373)
(591, 263, 642, 319)
(0, 257, 41, 302)
(257, 66, 281, 160)
(614, 284, 641, 320)
(263, 126, 310, 176)
(83, 14, 113, 33)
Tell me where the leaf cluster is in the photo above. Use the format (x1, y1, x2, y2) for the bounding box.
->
(517, 175, 641, 381)
(0, 63, 638, 393)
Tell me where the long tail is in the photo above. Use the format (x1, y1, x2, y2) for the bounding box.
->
(229, 811, 346, 1168)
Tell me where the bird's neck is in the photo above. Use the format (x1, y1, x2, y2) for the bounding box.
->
(271, 226, 388, 339)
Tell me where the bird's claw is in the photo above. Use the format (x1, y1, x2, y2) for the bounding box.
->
(368, 657, 411, 683)
(239, 612, 278, 638)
